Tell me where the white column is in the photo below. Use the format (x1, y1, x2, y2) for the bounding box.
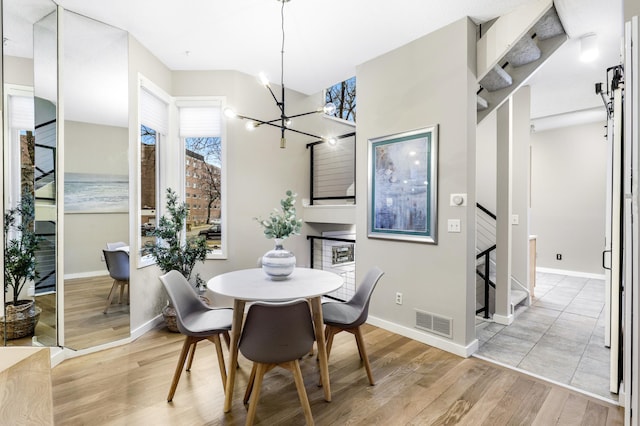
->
(494, 99, 513, 325)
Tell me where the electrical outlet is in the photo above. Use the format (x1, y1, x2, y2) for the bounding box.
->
(395, 292, 403, 305)
(447, 219, 461, 233)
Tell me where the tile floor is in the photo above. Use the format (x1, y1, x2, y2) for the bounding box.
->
(475, 271, 618, 401)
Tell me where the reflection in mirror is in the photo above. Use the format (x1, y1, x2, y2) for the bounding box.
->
(3, 0, 58, 347)
(62, 11, 129, 350)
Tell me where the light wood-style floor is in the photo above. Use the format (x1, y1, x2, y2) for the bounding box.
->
(51, 324, 623, 425)
(5, 276, 130, 349)
(63, 276, 130, 350)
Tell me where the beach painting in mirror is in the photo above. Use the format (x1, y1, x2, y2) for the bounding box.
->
(65, 172, 128, 213)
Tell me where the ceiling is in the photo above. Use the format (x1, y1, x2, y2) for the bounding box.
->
(9, 0, 625, 121)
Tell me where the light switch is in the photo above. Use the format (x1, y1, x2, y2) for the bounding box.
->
(447, 219, 461, 233)
(511, 214, 519, 225)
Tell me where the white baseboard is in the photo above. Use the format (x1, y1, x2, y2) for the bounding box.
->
(493, 313, 514, 325)
(64, 270, 108, 280)
(536, 267, 605, 280)
(367, 315, 478, 358)
(50, 314, 164, 367)
(131, 314, 164, 340)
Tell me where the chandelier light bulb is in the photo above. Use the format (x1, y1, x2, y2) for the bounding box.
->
(327, 137, 338, 146)
(323, 102, 337, 115)
(223, 107, 237, 119)
(258, 72, 270, 87)
(285, 118, 292, 127)
(245, 121, 257, 131)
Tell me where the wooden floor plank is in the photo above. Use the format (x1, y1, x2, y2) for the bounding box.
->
(50, 325, 624, 425)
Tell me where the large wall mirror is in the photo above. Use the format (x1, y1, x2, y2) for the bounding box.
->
(62, 10, 129, 350)
(3, 0, 58, 346)
(3, 2, 131, 350)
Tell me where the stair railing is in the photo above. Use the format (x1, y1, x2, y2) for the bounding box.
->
(476, 203, 497, 319)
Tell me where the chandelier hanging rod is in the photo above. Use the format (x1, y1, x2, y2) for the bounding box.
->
(223, 0, 337, 148)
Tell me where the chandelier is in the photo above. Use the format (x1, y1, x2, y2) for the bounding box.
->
(223, 0, 337, 148)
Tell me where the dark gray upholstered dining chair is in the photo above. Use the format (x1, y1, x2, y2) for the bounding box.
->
(239, 299, 316, 426)
(102, 249, 130, 314)
(159, 270, 233, 402)
(322, 267, 384, 385)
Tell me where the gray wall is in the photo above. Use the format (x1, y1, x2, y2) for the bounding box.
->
(530, 121, 607, 275)
(63, 121, 128, 276)
(356, 17, 477, 353)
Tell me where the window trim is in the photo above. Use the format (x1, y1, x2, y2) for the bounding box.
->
(137, 75, 171, 269)
(176, 97, 228, 260)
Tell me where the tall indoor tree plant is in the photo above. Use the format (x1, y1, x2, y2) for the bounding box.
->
(147, 188, 209, 331)
(3, 191, 42, 340)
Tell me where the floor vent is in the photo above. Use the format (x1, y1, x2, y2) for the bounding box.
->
(415, 309, 452, 339)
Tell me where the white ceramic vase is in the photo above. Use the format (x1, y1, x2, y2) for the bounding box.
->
(261, 238, 296, 280)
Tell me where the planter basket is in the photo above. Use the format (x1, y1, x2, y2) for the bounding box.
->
(1, 301, 41, 340)
(162, 305, 179, 333)
(162, 293, 212, 333)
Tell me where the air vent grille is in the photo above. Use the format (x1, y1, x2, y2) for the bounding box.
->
(415, 309, 452, 339)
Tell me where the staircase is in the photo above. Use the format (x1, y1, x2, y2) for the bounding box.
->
(476, 204, 530, 320)
(477, 1, 568, 122)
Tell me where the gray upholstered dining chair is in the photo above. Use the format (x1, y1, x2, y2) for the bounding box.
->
(239, 299, 316, 426)
(321, 267, 384, 386)
(102, 249, 130, 314)
(159, 270, 233, 402)
(105, 241, 127, 250)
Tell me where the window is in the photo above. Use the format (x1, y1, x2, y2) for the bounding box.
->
(324, 76, 356, 123)
(139, 81, 169, 263)
(178, 99, 226, 258)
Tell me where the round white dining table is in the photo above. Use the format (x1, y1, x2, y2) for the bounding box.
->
(208, 267, 344, 412)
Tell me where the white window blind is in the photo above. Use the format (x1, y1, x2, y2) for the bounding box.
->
(141, 87, 168, 134)
(179, 104, 222, 138)
(9, 95, 35, 130)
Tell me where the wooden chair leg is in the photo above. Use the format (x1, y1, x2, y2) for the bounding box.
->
(168, 336, 196, 402)
(243, 364, 257, 404)
(354, 326, 374, 385)
(223, 330, 231, 349)
(186, 341, 197, 371)
(290, 360, 315, 425)
(212, 334, 227, 391)
(119, 281, 125, 304)
(103, 280, 119, 314)
(319, 326, 339, 386)
(126, 281, 130, 305)
(245, 363, 268, 426)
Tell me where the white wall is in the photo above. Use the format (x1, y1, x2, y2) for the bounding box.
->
(530, 121, 607, 275)
(476, 113, 497, 212)
(4, 56, 33, 86)
(63, 121, 128, 276)
(356, 17, 477, 354)
(127, 35, 173, 331)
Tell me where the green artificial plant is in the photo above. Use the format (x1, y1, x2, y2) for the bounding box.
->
(4, 191, 41, 306)
(146, 188, 209, 288)
(255, 190, 303, 240)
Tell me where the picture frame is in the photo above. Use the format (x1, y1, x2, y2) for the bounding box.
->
(368, 126, 438, 244)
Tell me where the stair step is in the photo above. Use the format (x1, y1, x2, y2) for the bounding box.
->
(533, 7, 565, 40)
(511, 289, 528, 307)
(505, 36, 541, 67)
(479, 65, 513, 92)
(477, 95, 488, 111)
